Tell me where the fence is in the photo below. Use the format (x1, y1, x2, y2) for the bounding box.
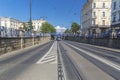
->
(65, 36, 120, 49)
(0, 36, 50, 55)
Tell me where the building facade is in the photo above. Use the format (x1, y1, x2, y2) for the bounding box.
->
(111, 0, 120, 29)
(32, 19, 46, 32)
(82, 0, 112, 37)
(0, 17, 47, 37)
(0, 17, 22, 37)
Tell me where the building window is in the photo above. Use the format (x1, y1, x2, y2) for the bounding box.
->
(102, 20, 105, 25)
(119, 12, 120, 21)
(93, 12, 96, 17)
(92, 19, 96, 25)
(119, 1, 120, 8)
(113, 2, 117, 10)
(103, 3, 105, 8)
(102, 12, 105, 17)
(113, 14, 116, 22)
(93, 3, 96, 8)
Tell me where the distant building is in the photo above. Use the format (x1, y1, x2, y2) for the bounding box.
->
(0, 17, 47, 37)
(82, 0, 112, 37)
(111, 0, 120, 29)
(32, 19, 46, 32)
(0, 17, 22, 37)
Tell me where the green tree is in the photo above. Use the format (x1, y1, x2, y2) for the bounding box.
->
(71, 22, 80, 33)
(22, 22, 33, 31)
(23, 23, 28, 31)
(64, 29, 71, 33)
(28, 21, 33, 31)
(40, 22, 56, 33)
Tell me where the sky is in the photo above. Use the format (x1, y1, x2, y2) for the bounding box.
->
(0, 0, 86, 29)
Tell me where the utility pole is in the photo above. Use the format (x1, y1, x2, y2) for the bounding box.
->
(29, 0, 33, 31)
(30, 0, 32, 23)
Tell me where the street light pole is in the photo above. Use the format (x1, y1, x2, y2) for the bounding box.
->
(30, 0, 32, 23)
(29, 0, 32, 31)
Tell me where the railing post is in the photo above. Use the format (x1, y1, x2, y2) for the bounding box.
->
(20, 30, 23, 49)
(32, 31, 35, 45)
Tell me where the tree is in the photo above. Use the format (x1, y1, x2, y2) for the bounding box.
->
(22, 22, 33, 31)
(40, 22, 56, 33)
(28, 21, 33, 31)
(71, 22, 80, 33)
(64, 29, 71, 33)
(23, 23, 28, 31)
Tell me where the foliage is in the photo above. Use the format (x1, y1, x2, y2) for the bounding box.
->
(40, 22, 56, 33)
(64, 29, 71, 33)
(71, 22, 80, 33)
(28, 21, 33, 31)
(92, 29, 96, 34)
(22, 23, 28, 31)
(22, 22, 33, 31)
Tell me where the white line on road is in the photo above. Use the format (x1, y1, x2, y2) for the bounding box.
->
(36, 42, 55, 64)
(64, 42, 120, 71)
(36, 41, 57, 64)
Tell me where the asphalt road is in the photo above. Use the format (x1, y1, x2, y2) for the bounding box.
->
(0, 41, 57, 80)
(0, 40, 120, 80)
(58, 41, 120, 80)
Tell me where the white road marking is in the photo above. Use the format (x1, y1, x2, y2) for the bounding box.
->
(64, 42, 120, 71)
(36, 41, 57, 64)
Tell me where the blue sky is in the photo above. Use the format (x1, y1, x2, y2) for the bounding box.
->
(0, 0, 86, 28)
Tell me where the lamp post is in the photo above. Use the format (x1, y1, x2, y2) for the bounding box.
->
(29, 0, 33, 31)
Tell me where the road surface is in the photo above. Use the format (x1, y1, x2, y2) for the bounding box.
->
(0, 40, 120, 80)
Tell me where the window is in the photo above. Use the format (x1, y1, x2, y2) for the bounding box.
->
(102, 12, 105, 17)
(113, 14, 116, 22)
(93, 3, 96, 8)
(119, 12, 120, 21)
(102, 20, 105, 25)
(92, 19, 96, 25)
(93, 12, 96, 17)
(119, 1, 120, 8)
(113, 2, 117, 10)
(103, 3, 105, 8)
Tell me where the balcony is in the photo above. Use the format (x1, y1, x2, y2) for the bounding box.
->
(92, 16, 97, 19)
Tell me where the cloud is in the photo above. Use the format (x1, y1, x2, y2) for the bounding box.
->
(55, 26, 67, 33)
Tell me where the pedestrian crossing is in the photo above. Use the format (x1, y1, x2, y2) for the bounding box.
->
(36, 41, 57, 64)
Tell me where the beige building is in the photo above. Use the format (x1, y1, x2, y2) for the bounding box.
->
(32, 19, 46, 32)
(0, 17, 21, 29)
(82, 0, 112, 37)
(0, 17, 22, 37)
